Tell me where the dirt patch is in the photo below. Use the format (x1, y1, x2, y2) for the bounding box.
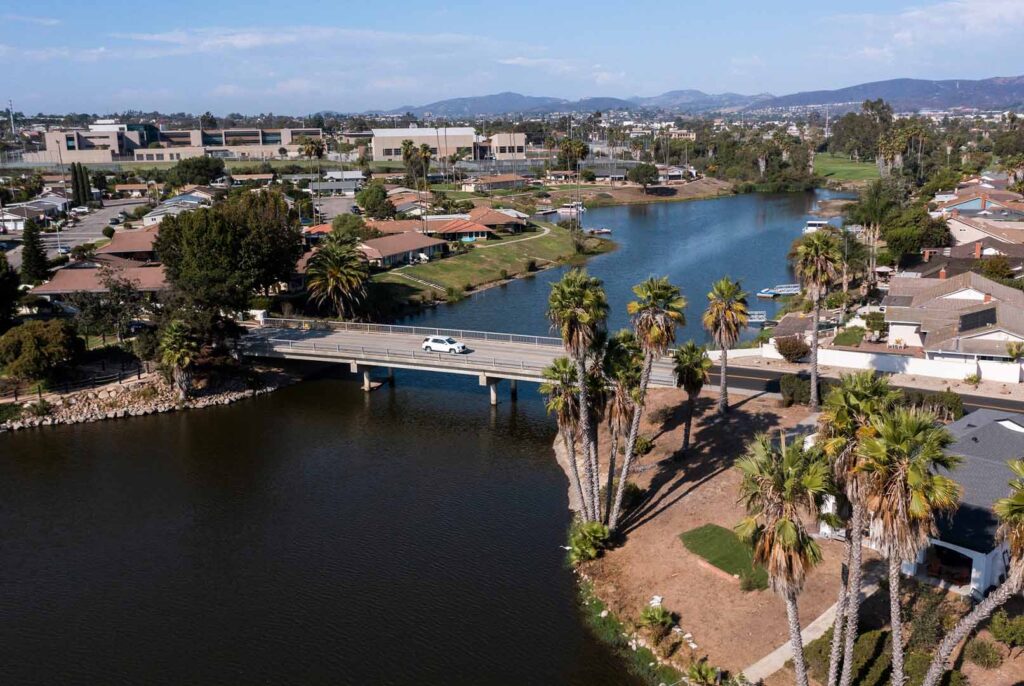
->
(584, 388, 850, 675)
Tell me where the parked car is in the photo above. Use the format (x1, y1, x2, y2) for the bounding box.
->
(421, 336, 467, 354)
(109, 217, 121, 225)
(72, 206, 89, 214)
(350, 205, 362, 215)
(56, 246, 71, 255)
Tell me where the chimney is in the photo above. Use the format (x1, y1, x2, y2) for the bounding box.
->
(939, 267, 947, 280)
(923, 249, 932, 262)
(981, 194, 988, 210)
(975, 241, 983, 259)
(984, 292, 992, 303)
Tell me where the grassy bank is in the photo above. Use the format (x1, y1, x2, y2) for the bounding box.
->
(372, 222, 612, 301)
(814, 153, 880, 182)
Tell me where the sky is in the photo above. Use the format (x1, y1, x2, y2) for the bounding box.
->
(3, 0, 1024, 115)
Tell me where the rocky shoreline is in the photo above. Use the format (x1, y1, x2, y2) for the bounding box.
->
(0, 370, 297, 433)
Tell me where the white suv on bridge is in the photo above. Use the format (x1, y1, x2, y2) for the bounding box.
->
(422, 336, 467, 354)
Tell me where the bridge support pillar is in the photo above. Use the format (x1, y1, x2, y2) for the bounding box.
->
(509, 379, 518, 402)
(387, 367, 395, 386)
(362, 369, 372, 392)
(479, 374, 500, 406)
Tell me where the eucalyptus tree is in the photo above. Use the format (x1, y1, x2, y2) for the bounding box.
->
(702, 277, 749, 415)
(609, 277, 686, 531)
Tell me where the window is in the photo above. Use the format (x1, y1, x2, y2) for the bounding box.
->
(156, 153, 164, 161)
(499, 146, 507, 154)
(430, 147, 437, 155)
(146, 154, 154, 161)
(517, 146, 525, 153)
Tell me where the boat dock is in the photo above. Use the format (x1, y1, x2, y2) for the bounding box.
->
(756, 284, 801, 299)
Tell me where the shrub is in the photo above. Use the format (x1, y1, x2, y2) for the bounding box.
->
(634, 434, 654, 456)
(499, 269, 509, 280)
(463, 282, 474, 293)
(601, 480, 645, 514)
(780, 373, 812, 406)
(638, 604, 675, 638)
(964, 637, 1003, 668)
(0, 402, 23, 423)
(775, 334, 810, 362)
(963, 373, 981, 387)
(990, 609, 1024, 650)
(102, 225, 115, 239)
(526, 259, 539, 272)
(25, 398, 53, 418)
(249, 295, 272, 310)
(826, 290, 850, 309)
(865, 311, 887, 333)
(132, 328, 160, 362)
(444, 286, 464, 302)
(0, 320, 84, 381)
(907, 588, 949, 652)
(567, 520, 609, 566)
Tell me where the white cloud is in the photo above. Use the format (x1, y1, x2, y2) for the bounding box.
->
(497, 56, 577, 74)
(3, 14, 60, 26)
(211, 84, 246, 97)
(270, 78, 317, 95)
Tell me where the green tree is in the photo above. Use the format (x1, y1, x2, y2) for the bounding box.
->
(547, 269, 609, 523)
(922, 459, 1024, 686)
(0, 252, 19, 331)
(355, 182, 397, 220)
(817, 372, 901, 686)
(579, 168, 596, 183)
(557, 138, 590, 170)
(19, 219, 49, 285)
(702, 277, 749, 414)
(0, 319, 82, 381)
(219, 190, 304, 294)
(627, 163, 659, 193)
(159, 320, 199, 400)
(331, 213, 380, 240)
(847, 180, 900, 281)
(673, 341, 712, 455)
(540, 357, 588, 517)
(199, 111, 217, 129)
(610, 276, 686, 531)
(792, 231, 842, 410)
(857, 409, 961, 686)
(736, 432, 828, 686)
(305, 235, 369, 319)
(167, 157, 225, 186)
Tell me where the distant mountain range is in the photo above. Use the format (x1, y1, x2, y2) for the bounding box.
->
(359, 74, 1024, 117)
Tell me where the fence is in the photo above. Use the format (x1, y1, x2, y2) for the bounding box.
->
(260, 317, 564, 347)
(0, 362, 149, 403)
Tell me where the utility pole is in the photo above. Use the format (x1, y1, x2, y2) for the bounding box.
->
(7, 99, 16, 137)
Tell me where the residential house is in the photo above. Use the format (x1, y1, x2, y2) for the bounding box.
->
(31, 264, 168, 297)
(358, 233, 448, 268)
(231, 173, 275, 186)
(883, 271, 1024, 360)
(142, 203, 195, 227)
(427, 219, 495, 242)
(115, 183, 151, 198)
(459, 174, 526, 193)
(546, 170, 577, 183)
(901, 409, 1021, 598)
(95, 226, 159, 262)
(467, 206, 527, 233)
(916, 239, 1024, 279)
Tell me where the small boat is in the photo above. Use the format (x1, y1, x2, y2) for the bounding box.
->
(557, 202, 586, 215)
(757, 288, 777, 299)
(586, 228, 612, 235)
(535, 208, 558, 216)
(803, 220, 829, 234)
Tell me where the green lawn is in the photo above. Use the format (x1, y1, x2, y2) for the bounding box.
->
(372, 223, 608, 298)
(833, 326, 866, 347)
(679, 523, 768, 591)
(814, 153, 879, 182)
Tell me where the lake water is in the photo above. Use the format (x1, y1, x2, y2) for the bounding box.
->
(0, 190, 841, 685)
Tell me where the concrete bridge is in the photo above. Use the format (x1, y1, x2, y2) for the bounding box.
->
(242, 318, 679, 404)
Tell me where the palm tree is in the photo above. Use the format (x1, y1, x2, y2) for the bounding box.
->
(818, 372, 901, 686)
(673, 341, 712, 455)
(548, 269, 609, 523)
(602, 330, 642, 523)
(702, 277, 749, 415)
(856, 409, 961, 686)
(609, 277, 686, 531)
(736, 431, 828, 686)
(921, 459, 1024, 686)
(306, 235, 369, 319)
(792, 231, 842, 410)
(160, 320, 199, 401)
(847, 180, 899, 283)
(540, 357, 589, 518)
(301, 137, 326, 222)
(418, 143, 433, 190)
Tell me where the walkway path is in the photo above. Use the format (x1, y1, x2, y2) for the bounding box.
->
(741, 565, 884, 683)
(473, 224, 551, 249)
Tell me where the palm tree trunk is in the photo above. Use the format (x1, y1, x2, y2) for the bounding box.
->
(810, 300, 821, 410)
(889, 555, 906, 686)
(682, 392, 695, 453)
(842, 262, 849, 297)
(605, 426, 618, 525)
(921, 565, 1024, 686)
(575, 357, 597, 522)
(717, 347, 729, 414)
(588, 427, 600, 521)
(787, 590, 811, 686)
(609, 352, 654, 531)
(562, 428, 589, 519)
(827, 536, 853, 686)
(839, 504, 865, 686)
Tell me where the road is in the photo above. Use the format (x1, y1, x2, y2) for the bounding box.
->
(4, 198, 149, 270)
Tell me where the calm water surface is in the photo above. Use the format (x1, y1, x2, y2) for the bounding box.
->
(0, 190, 841, 684)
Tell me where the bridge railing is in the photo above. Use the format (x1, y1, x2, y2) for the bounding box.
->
(245, 338, 553, 374)
(260, 317, 564, 347)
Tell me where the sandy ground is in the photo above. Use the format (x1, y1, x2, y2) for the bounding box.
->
(472, 177, 733, 211)
(584, 388, 855, 676)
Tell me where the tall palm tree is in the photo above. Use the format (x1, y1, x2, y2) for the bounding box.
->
(540, 357, 589, 518)
(818, 372, 901, 686)
(548, 269, 609, 523)
(160, 320, 199, 401)
(792, 231, 842, 410)
(702, 277, 749, 415)
(602, 330, 642, 523)
(418, 143, 433, 191)
(609, 276, 686, 531)
(856, 409, 961, 686)
(922, 458, 1024, 686)
(736, 431, 828, 686)
(306, 236, 369, 319)
(673, 341, 712, 455)
(847, 180, 899, 283)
